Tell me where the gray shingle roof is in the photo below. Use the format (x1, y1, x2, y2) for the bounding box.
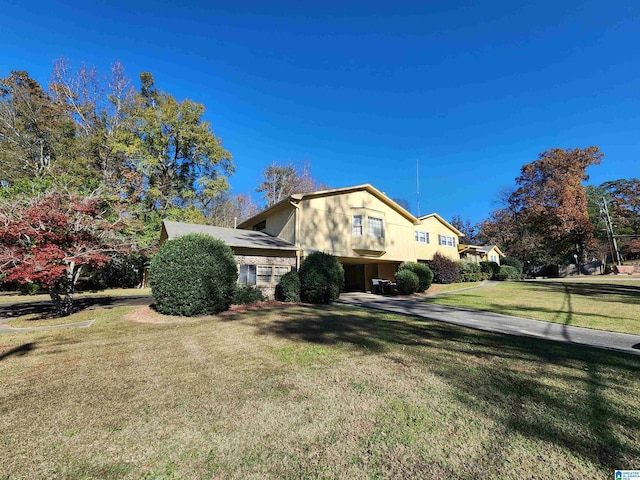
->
(162, 220, 298, 251)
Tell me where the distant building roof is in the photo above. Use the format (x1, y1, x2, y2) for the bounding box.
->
(161, 220, 299, 251)
(458, 244, 505, 257)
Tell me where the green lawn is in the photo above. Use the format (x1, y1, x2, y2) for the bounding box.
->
(1, 303, 639, 479)
(426, 279, 640, 335)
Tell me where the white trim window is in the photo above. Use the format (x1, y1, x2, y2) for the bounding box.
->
(415, 231, 429, 244)
(368, 217, 384, 239)
(256, 265, 273, 284)
(273, 266, 291, 283)
(352, 215, 363, 237)
(490, 255, 498, 263)
(438, 234, 456, 247)
(239, 264, 292, 285)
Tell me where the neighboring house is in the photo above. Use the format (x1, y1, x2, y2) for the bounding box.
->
(458, 244, 505, 265)
(236, 184, 463, 292)
(160, 220, 298, 298)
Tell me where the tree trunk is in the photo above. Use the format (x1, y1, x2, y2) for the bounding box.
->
(49, 290, 74, 317)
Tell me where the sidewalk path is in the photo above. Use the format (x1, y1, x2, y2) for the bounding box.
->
(0, 319, 95, 334)
(337, 292, 640, 356)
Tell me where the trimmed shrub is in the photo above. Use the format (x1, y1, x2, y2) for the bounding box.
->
(496, 265, 520, 281)
(149, 234, 238, 316)
(459, 272, 490, 282)
(299, 252, 344, 304)
(458, 261, 481, 274)
(398, 261, 434, 292)
(395, 269, 420, 295)
(479, 261, 500, 279)
(275, 270, 301, 302)
(233, 285, 266, 305)
(502, 256, 524, 274)
(427, 253, 460, 284)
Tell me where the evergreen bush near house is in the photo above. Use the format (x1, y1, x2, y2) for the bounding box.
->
(395, 269, 420, 295)
(497, 265, 520, 281)
(427, 253, 461, 284)
(149, 234, 237, 316)
(459, 272, 490, 282)
(299, 252, 344, 304)
(479, 261, 501, 279)
(502, 256, 524, 274)
(458, 261, 481, 274)
(275, 270, 301, 302)
(232, 285, 266, 305)
(398, 261, 434, 292)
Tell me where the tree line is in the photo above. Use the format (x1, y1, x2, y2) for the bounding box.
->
(451, 147, 639, 269)
(0, 58, 324, 314)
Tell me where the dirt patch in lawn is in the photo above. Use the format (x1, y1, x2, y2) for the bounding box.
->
(125, 305, 179, 324)
(126, 300, 301, 323)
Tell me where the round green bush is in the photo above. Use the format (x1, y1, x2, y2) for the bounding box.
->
(398, 261, 434, 292)
(275, 270, 301, 302)
(502, 256, 524, 274)
(479, 261, 501, 279)
(299, 252, 344, 304)
(149, 234, 238, 316)
(497, 265, 519, 281)
(395, 269, 419, 295)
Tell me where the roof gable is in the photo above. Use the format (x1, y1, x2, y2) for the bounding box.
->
(238, 184, 418, 229)
(417, 213, 464, 237)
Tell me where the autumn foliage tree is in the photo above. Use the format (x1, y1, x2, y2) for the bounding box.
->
(478, 147, 603, 267)
(0, 192, 127, 316)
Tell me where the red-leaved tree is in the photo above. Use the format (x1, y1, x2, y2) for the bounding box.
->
(0, 192, 127, 316)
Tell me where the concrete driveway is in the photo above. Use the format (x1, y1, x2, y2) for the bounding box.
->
(337, 292, 640, 356)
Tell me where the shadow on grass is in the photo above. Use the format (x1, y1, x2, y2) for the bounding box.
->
(0, 342, 35, 362)
(254, 304, 640, 470)
(531, 280, 640, 304)
(0, 295, 152, 320)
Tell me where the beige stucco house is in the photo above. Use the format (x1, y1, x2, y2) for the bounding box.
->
(160, 184, 465, 295)
(236, 184, 463, 292)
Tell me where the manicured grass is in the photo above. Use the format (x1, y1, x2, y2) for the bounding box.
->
(0, 288, 151, 306)
(1, 303, 639, 479)
(3, 307, 120, 328)
(426, 279, 640, 335)
(424, 281, 482, 295)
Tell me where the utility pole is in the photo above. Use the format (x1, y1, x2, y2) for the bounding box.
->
(416, 159, 421, 217)
(601, 197, 622, 265)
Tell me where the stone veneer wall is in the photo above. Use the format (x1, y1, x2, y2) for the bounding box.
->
(234, 254, 297, 299)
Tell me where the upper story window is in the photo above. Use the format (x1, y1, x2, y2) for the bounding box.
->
(415, 231, 429, 244)
(368, 217, 384, 239)
(490, 254, 498, 263)
(352, 215, 363, 237)
(438, 234, 456, 247)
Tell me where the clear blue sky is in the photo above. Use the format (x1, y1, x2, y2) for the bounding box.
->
(2, 0, 639, 224)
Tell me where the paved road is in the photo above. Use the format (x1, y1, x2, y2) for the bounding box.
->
(337, 291, 640, 356)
